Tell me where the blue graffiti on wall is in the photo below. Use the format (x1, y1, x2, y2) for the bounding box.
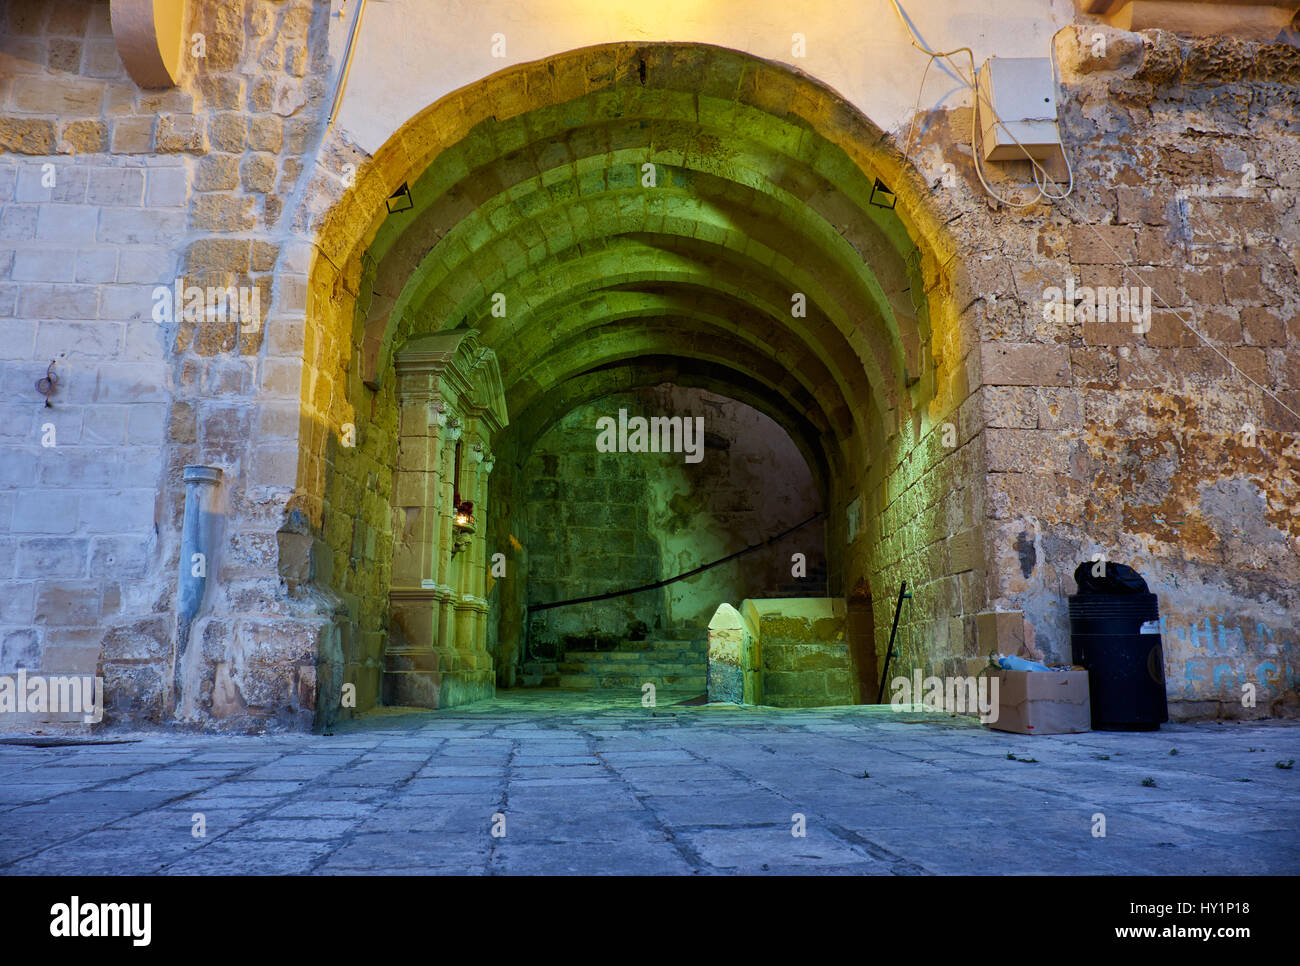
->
(1165, 616, 1297, 696)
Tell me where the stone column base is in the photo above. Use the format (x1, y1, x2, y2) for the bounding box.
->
(382, 644, 442, 708)
(435, 669, 496, 708)
(380, 640, 496, 709)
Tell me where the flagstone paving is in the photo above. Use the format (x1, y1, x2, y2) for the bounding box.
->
(1, 692, 1297, 875)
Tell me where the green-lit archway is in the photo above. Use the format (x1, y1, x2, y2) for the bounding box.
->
(301, 42, 970, 715)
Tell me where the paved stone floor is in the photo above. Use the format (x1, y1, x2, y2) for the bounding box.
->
(1, 692, 1297, 875)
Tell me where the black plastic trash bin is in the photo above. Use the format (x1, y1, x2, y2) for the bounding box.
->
(1068, 562, 1169, 731)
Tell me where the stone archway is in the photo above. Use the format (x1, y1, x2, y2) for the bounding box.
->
(295, 42, 975, 725)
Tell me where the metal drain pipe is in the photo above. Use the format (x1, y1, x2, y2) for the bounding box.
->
(174, 465, 223, 712)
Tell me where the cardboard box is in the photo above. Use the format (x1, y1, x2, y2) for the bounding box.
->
(985, 669, 1090, 735)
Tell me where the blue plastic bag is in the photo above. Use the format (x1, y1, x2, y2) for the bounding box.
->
(998, 654, 1052, 672)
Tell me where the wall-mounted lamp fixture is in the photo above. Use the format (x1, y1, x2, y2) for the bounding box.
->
(386, 181, 414, 214)
(869, 178, 897, 210)
(453, 502, 475, 530)
(451, 499, 475, 555)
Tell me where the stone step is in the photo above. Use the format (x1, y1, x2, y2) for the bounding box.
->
(565, 649, 703, 661)
(562, 652, 702, 667)
(558, 673, 707, 690)
(559, 659, 704, 673)
(614, 639, 707, 651)
(565, 646, 704, 660)
(518, 672, 562, 688)
(559, 666, 703, 679)
(661, 629, 709, 640)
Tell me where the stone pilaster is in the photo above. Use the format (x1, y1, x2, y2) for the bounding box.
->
(382, 332, 506, 708)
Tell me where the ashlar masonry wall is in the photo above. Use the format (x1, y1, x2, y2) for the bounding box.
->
(0, 0, 334, 728)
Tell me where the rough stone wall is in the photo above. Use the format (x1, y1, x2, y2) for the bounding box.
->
(306, 243, 395, 717)
(838, 29, 1300, 723)
(880, 27, 1300, 719)
(1017, 28, 1300, 719)
(523, 385, 825, 653)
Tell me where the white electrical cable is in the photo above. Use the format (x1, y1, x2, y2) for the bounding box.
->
(327, 0, 368, 129)
(890, 0, 1072, 207)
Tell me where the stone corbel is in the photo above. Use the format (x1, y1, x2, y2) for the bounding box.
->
(110, 0, 187, 89)
(1078, 0, 1300, 41)
(469, 440, 494, 475)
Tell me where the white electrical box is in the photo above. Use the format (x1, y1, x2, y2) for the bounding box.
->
(976, 57, 1064, 164)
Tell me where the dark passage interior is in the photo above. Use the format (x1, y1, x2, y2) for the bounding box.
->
(496, 382, 826, 697)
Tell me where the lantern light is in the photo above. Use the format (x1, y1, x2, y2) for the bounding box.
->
(451, 498, 475, 555)
(453, 499, 475, 532)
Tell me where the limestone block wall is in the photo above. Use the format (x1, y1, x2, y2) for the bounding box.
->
(742, 598, 854, 707)
(847, 284, 985, 699)
(0, 0, 336, 729)
(522, 393, 664, 649)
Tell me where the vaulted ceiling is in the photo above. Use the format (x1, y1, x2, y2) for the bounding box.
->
(350, 44, 933, 483)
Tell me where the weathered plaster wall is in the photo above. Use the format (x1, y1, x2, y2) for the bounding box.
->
(980, 29, 1300, 719)
(523, 385, 825, 652)
(328, 0, 1081, 154)
(861, 27, 1300, 719)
